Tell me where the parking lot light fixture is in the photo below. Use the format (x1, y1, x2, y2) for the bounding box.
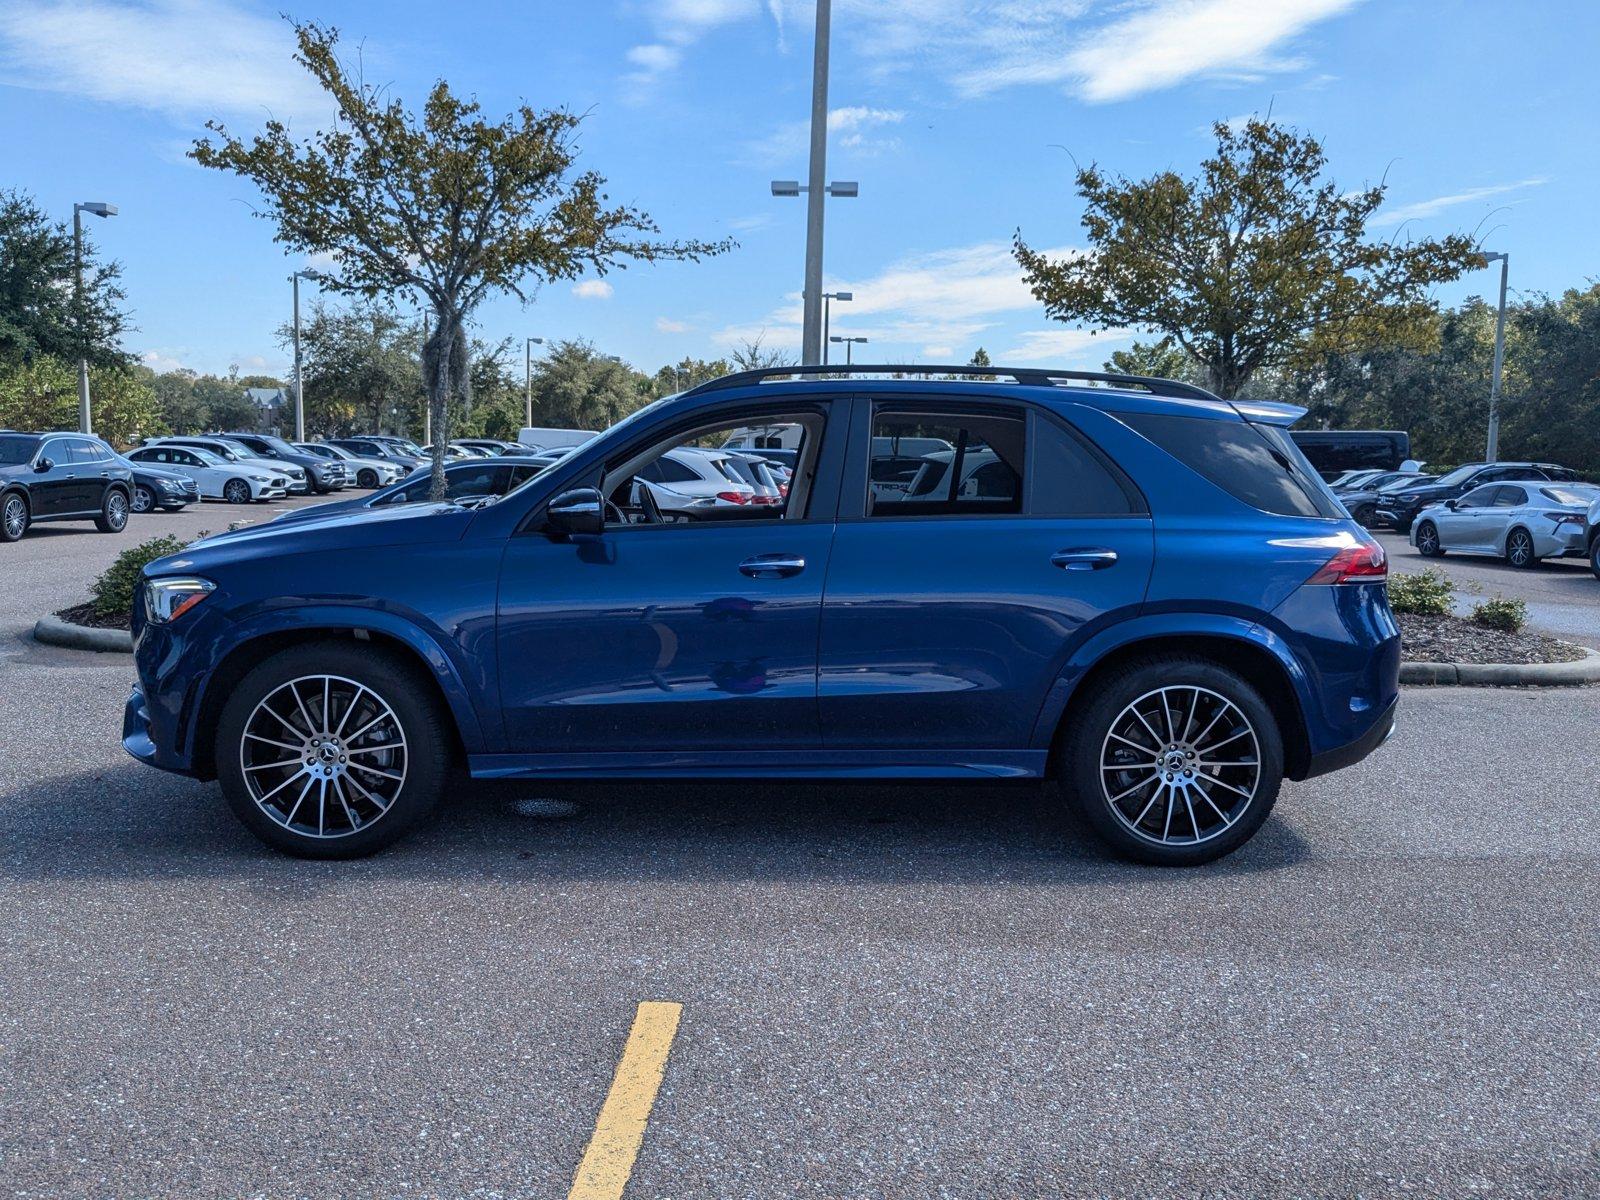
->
(290, 268, 327, 443)
(829, 334, 867, 365)
(524, 337, 545, 426)
(821, 291, 853, 365)
(1480, 251, 1509, 462)
(72, 202, 118, 434)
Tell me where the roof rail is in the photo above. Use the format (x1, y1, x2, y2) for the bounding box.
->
(682, 363, 1224, 403)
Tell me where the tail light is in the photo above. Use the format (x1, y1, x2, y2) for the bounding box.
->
(1306, 540, 1388, 584)
(1544, 511, 1583, 528)
(715, 491, 749, 505)
(779, 484, 790, 498)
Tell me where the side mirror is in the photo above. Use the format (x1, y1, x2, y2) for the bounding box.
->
(34, 457, 53, 472)
(1443, 499, 1458, 510)
(546, 487, 604, 538)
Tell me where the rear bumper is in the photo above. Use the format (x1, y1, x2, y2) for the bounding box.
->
(1303, 695, 1397, 779)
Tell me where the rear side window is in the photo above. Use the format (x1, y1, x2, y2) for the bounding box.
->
(868, 410, 1023, 516)
(1122, 412, 1339, 518)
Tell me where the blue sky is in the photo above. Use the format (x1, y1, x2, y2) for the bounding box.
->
(2, 0, 1596, 379)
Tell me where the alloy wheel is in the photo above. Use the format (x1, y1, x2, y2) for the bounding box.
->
(1098, 685, 1261, 846)
(1508, 530, 1533, 567)
(3, 496, 25, 539)
(238, 674, 409, 839)
(224, 480, 250, 504)
(131, 486, 154, 513)
(106, 492, 128, 529)
(1418, 523, 1440, 555)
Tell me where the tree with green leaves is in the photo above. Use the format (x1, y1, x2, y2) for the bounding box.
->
(0, 189, 130, 368)
(279, 300, 420, 437)
(1015, 118, 1484, 399)
(527, 340, 652, 431)
(192, 21, 732, 497)
(1104, 338, 1200, 384)
(1, 358, 159, 446)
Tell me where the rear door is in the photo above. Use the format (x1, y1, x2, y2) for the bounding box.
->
(817, 397, 1153, 752)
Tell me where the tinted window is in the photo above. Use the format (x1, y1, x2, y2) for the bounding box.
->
(1494, 486, 1528, 508)
(1544, 467, 1579, 481)
(1124, 413, 1338, 518)
(869, 410, 1023, 516)
(38, 439, 69, 466)
(67, 439, 105, 464)
(1457, 485, 1498, 508)
(0, 435, 41, 465)
(1029, 415, 1137, 516)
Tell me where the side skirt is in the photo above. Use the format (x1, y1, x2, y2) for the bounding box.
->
(468, 749, 1047, 781)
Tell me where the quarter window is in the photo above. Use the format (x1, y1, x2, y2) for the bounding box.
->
(1121, 412, 1338, 519)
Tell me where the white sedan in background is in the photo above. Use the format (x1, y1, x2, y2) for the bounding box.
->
(127, 445, 291, 503)
(629, 447, 757, 518)
(1412, 479, 1600, 568)
(293, 442, 404, 490)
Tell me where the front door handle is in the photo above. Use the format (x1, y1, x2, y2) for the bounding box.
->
(739, 554, 806, 579)
(1052, 547, 1118, 571)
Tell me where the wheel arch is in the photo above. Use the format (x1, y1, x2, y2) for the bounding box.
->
(1034, 621, 1312, 782)
(187, 619, 481, 780)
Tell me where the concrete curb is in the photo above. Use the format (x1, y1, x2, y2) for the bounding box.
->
(33, 614, 133, 654)
(1400, 647, 1600, 687)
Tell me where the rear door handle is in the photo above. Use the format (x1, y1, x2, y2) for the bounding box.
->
(1052, 547, 1118, 571)
(739, 554, 806, 579)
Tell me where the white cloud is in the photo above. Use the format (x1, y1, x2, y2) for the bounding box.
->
(744, 105, 905, 164)
(1377, 178, 1549, 225)
(1002, 328, 1131, 363)
(714, 240, 1105, 359)
(626, 43, 681, 72)
(139, 348, 189, 374)
(573, 279, 615, 301)
(0, 0, 331, 124)
(623, 0, 764, 92)
(656, 316, 692, 334)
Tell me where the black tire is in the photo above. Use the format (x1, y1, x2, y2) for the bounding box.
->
(1394, 518, 1413, 535)
(1591, 537, 1600, 582)
(357, 468, 378, 489)
(215, 641, 451, 859)
(1415, 520, 1444, 557)
(94, 486, 129, 533)
(130, 485, 156, 514)
(0, 491, 28, 542)
(160, 504, 188, 513)
(1057, 656, 1284, 866)
(223, 478, 252, 504)
(1505, 527, 1538, 569)
(1352, 503, 1375, 527)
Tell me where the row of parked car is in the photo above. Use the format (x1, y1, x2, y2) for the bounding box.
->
(1329, 461, 1600, 577)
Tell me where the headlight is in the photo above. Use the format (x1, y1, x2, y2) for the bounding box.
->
(143, 576, 215, 624)
(158, 479, 181, 492)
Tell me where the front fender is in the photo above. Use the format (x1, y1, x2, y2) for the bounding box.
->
(1027, 611, 1310, 749)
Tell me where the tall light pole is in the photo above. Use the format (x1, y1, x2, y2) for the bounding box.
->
(830, 335, 867, 365)
(770, 0, 858, 365)
(821, 291, 853, 364)
(1481, 251, 1510, 462)
(289, 268, 324, 442)
(523, 336, 545, 427)
(72, 202, 117, 434)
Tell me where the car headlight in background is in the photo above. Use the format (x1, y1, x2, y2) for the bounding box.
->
(143, 577, 215, 624)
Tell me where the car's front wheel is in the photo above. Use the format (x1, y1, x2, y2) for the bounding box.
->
(130, 485, 156, 513)
(357, 468, 378, 489)
(1505, 527, 1538, 569)
(223, 478, 252, 504)
(1416, 520, 1445, 557)
(215, 642, 450, 858)
(94, 487, 129, 533)
(0, 492, 28, 542)
(1059, 656, 1283, 866)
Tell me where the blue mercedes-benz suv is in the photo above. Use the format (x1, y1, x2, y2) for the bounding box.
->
(123, 366, 1398, 865)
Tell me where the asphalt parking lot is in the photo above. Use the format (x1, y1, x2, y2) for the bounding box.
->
(1, 498, 1598, 1198)
(1376, 530, 1600, 649)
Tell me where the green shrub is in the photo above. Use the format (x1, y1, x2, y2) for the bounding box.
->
(1387, 569, 1455, 616)
(1471, 597, 1528, 633)
(91, 535, 189, 619)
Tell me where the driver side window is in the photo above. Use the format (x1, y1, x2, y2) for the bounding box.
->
(601, 414, 818, 528)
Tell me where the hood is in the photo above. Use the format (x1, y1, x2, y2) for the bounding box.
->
(0, 461, 33, 480)
(149, 501, 477, 575)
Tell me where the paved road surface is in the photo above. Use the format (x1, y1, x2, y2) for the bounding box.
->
(1, 497, 1596, 1198)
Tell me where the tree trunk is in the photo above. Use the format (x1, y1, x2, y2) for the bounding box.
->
(422, 308, 458, 501)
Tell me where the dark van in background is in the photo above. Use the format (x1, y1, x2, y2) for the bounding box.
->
(1290, 429, 1412, 481)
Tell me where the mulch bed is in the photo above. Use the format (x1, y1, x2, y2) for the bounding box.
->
(1399, 612, 1587, 665)
(55, 602, 131, 632)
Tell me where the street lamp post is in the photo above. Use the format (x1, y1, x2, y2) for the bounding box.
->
(1481, 252, 1510, 462)
(289, 268, 325, 442)
(821, 291, 853, 365)
(72, 202, 117, 434)
(829, 335, 867, 365)
(769, 0, 859, 366)
(524, 336, 545, 427)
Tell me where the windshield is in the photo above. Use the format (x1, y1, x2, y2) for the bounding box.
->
(1379, 475, 1430, 492)
(190, 447, 225, 465)
(0, 434, 42, 465)
(258, 435, 299, 456)
(388, 439, 426, 456)
(1432, 465, 1484, 488)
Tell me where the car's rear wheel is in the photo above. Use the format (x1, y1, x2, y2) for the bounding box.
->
(94, 487, 129, 532)
(215, 642, 449, 858)
(130, 485, 156, 513)
(1591, 537, 1600, 581)
(1505, 527, 1538, 569)
(223, 478, 252, 504)
(1059, 656, 1283, 866)
(357, 468, 378, 488)
(1416, 520, 1444, 557)
(0, 492, 28, 542)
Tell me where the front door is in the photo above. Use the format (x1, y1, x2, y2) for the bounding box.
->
(818, 398, 1154, 751)
(30, 438, 79, 516)
(495, 401, 844, 755)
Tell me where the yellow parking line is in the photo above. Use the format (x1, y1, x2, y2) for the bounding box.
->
(567, 1001, 684, 1200)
